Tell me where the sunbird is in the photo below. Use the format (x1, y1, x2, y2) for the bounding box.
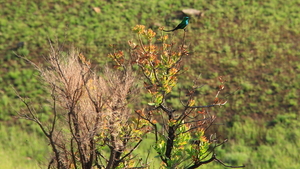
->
(163, 17, 189, 32)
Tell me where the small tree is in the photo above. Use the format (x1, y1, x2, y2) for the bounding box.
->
(109, 25, 245, 168)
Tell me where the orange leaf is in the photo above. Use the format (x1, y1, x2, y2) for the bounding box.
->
(214, 97, 219, 104)
(197, 109, 206, 114)
(219, 85, 225, 90)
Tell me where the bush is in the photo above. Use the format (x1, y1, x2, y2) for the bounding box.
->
(17, 26, 244, 168)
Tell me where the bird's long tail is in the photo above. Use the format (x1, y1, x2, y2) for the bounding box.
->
(163, 29, 175, 32)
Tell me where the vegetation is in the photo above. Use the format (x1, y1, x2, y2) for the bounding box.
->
(16, 25, 244, 168)
(17, 44, 148, 168)
(1, 0, 299, 168)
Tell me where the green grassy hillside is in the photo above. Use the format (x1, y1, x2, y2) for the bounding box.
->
(1, 0, 299, 168)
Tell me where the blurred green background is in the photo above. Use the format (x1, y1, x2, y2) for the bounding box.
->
(0, 0, 299, 168)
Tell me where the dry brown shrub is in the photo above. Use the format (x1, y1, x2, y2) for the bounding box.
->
(19, 44, 139, 169)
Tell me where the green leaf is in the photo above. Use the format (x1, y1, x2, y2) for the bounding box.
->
(148, 102, 155, 106)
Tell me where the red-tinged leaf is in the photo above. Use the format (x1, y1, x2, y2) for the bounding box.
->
(135, 110, 145, 116)
(219, 85, 225, 90)
(214, 97, 219, 104)
(113, 65, 121, 69)
(188, 99, 195, 106)
(197, 109, 206, 114)
(151, 119, 157, 124)
(221, 100, 228, 105)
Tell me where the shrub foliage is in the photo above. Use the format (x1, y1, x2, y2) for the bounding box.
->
(18, 26, 244, 168)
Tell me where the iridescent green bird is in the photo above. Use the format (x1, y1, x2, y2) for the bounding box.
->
(163, 17, 189, 32)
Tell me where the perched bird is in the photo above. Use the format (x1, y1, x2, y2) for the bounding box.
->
(163, 17, 189, 32)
